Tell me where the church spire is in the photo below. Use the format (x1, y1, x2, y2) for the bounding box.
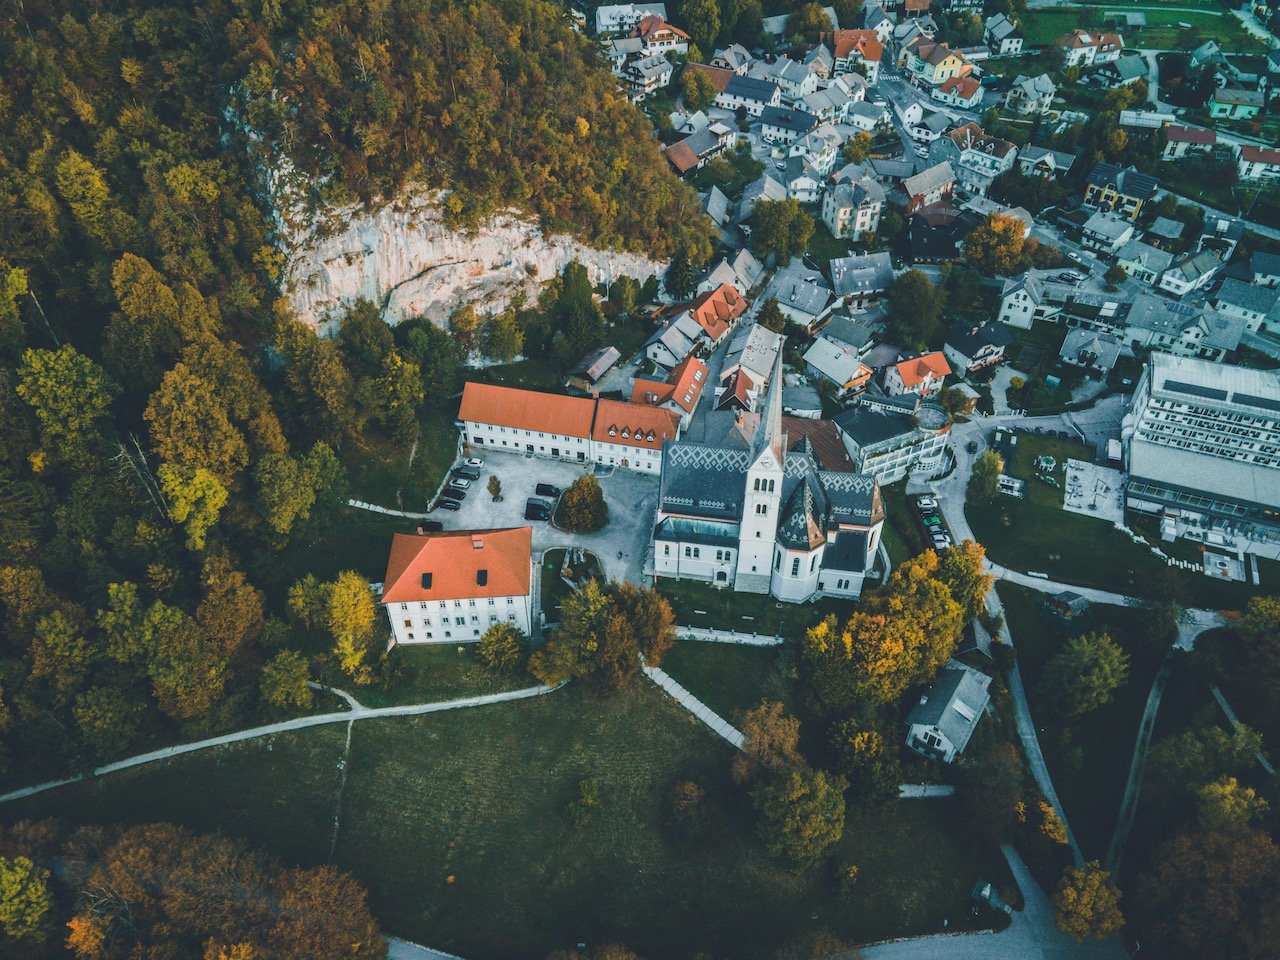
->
(752, 347, 786, 465)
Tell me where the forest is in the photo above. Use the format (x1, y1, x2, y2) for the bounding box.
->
(0, 0, 713, 786)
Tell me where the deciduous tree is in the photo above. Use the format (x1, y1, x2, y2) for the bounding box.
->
(1053, 861, 1124, 942)
(0, 856, 52, 942)
(15, 346, 118, 467)
(1039, 632, 1129, 722)
(788, 2, 833, 41)
(73, 686, 144, 758)
(753, 766, 846, 866)
(885, 270, 945, 348)
(477, 622, 528, 673)
(481, 309, 523, 362)
(964, 213, 1032, 276)
(751, 199, 815, 263)
(260, 650, 314, 709)
(757, 298, 786, 333)
(935, 539, 994, 622)
(158, 463, 229, 550)
(328, 571, 378, 684)
(145, 363, 249, 483)
(967, 450, 1003, 504)
(559, 474, 608, 531)
(680, 0, 722, 47)
(682, 67, 719, 112)
(1197, 775, 1269, 835)
(733, 700, 803, 785)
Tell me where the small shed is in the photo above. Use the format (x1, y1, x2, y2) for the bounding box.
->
(1048, 590, 1090, 620)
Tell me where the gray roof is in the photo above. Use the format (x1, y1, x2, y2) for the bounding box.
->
(833, 404, 920, 449)
(871, 157, 919, 180)
(1011, 73, 1055, 98)
(1018, 145, 1076, 171)
(848, 101, 887, 122)
(1166, 249, 1222, 282)
(1215, 276, 1280, 315)
(704, 185, 731, 225)
(630, 53, 671, 79)
(724, 74, 779, 102)
(1111, 55, 1148, 81)
(821, 315, 875, 350)
(1253, 251, 1280, 278)
(903, 161, 956, 198)
(828, 251, 893, 298)
(945, 321, 1013, 358)
(1059, 328, 1121, 371)
(1148, 216, 1185, 240)
(906, 663, 992, 755)
(1087, 162, 1158, 201)
(1117, 238, 1173, 274)
(804, 336, 868, 385)
(1084, 210, 1135, 242)
(737, 174, 788, 222)
(760, 105, 820, 134)
(764, 261, 833, 318)
(986, 13, 1019, 41)
(917, 110, 954, 134)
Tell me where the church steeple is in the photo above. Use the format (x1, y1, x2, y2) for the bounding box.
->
(751, 349, 786, 467)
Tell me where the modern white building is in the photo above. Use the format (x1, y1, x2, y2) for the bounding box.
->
(381, 528, 533, 645)
(653, 357, 885, 601)
(1122, 353, 1280, 559)
(833, 394, 951, 483)
(595, 2, 667, 35)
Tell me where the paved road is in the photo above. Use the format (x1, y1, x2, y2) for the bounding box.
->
(0, 684, 561, 807)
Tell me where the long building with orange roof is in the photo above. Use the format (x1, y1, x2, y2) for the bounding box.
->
(381, 527, 533, 645)
(459, 381, 681, 474)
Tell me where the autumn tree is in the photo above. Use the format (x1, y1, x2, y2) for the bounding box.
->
(967, 450, 1003, 504)
(828, 717, 900, 803)
(753, 766, 847, 866)
(73, 687, 144, 758)
(751, 199, 815, 263)
(145, 362, 249, 483)
(158, 463, 229, 550)
(885, 270, 946, 349)
(328, 571, 378, 684)
(757, 298, 786, 333)
(958, 742, 1026, 843)
(15, 346, 118, 468)
(559, 474, 608, 532)
(104, 253, 208, 388)
(682, 67, 719, 112)
(1104, 263, 1127, 288)
(964, 213, 1032, 276)
(196, 553, 265, 658)
(477, 622, 528, 673)
(275, 318, 359, 447)
(732, 700, 803, 785)
(260, 650, 314, 710)
(1053, 862, 1124, 942)
(254, 443, 346, 537)
(935, 539, 994, 622)
(0, 856, 52, 942)
(841, 132, 873, 165)
(29, 609, 95, 702)
(680, 0, 722, 47)
(1039, 632, 1129, 722)
(789, 2, 833, 41)
(1196, 775, 1269, 835)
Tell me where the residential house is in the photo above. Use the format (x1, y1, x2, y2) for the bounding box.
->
(790, 125, 842, 175)
(870, 157, 919, 186)
(820, 315, 876, 355)
(822, 177, 886, 240)
(962, 194, 1032, 236)
(1162, 126, 1216, 160)
(644, 311, 703, 367)
(1059, 329, 1121, 378)
(802, 82, 859, 124)
(1210, 87, 1263, 120)
(631, 355, 710, 424)
(763, 260, 835, 328)
(720, 322, 785, 395)
(711, 43, 753, 73)
(626, 53, 673, 99)
(595, 2, 667, 35)
(933, 74, 983, 109)
(663, 122, 735, 175)
(683, 62, 735, 97)
(863, 3, 894, 42)
(898, 161, 956, 212)
(1005, 74, 1056, 115)
(895, 16, 940, 47)
(910, 108, 954, 143)
(1017, 145, 1077, 179)
(1157, 249, 1222, 297)
(760, 105, 820, 144)
(700, 249, 766, 294)
(905, 663, 992, 763)
(381, 527, 533, 645)
(828, 251, 894, 308)
(631, 14, 689, 54)
(899, 37, 972, 88)
(846, 100, 889, 132)
(1084, 54, 1147, 89)
(1124, 293, 1244, 360)
(716, 74, 781, 116)
(823, 29, 885, 82)
(908, 203, 966, 263)
(942, 321, 1013, 377)
(1238, 145, 1280, 181)
(750, 57, 819, 103)
(804, 338, 874, 396)
(687, 283, 748, 344)
(737, 173, 788, 222)
(1083, 162, 1159, 220)
(1253, 251, 1280, 288)
(602, 36, 645, 75)
(702, 186, 731, 228)
(885, 352, 951, 397)
(1056, 29, 1124, 68)
(833, 394, 952, 482)
(984, 13, 1022, 55)
(928, 122, 1018, 196)
(1081, 211, 1136, 254)
(1145, 216, 1185, 248)
(1115, 237, 1173, 286)
(459, 383, 679, 473)
(780, 156, 825, 203)
(997, 269, 1075, 329)
(805, 43, 835, 79)
(1211, 277, 1279, 332)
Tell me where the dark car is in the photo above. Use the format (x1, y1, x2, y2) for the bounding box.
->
(437, 499, 461, 511)
(535, 482, 561, 498)
(441, 489, 466, 502)
(525, 498, 551, 521)
(453, 466, 481, 481)
(420, 520, 444, 532)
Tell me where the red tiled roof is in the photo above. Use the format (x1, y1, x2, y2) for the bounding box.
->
(824, 29, 884, 63)
(630, 355, 708, 413)
(382, 528, 531, 604)
(688, 283, 747, 340)
(904, 0, 931, 11)
(664, 140, 699, 174)
(682, 62, 734, 92)
(591, 398, 680, 449)
(1165, 125, 1215, 145)
(947, 121, 1014, 157)
(894, 351, 951, 387)
(940, 75, 980, 99)
(459, 382, 596, 437)
(633, 14, 690, 41)
(1058, 29, 1122, 49)
(1241, 145, 1280, 165)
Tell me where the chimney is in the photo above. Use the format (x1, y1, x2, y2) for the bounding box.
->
(472, 537, 484, 550)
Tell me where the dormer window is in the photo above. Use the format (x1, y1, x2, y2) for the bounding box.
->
(621, 428, 630, 439)
(608, 425, 617, 437)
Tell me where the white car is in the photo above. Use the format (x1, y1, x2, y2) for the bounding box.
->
(464, 457, 484, 468)
(447, 477, 471, 491)
(916, 497, 938, 509)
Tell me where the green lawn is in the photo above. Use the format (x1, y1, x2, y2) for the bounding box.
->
(259, 508, 413, 599)
(806, 222, 854, 265)
(361, 644, 535, 708)
(5, 683, 1010, 959)
(1017, 5, 1262, 51)
(661, 640, 796, 721)
(1000, 583, 1162, 859)
(881, 481, 928, 564)
(471, 358, 562, 390)
(657, 578, 854, 639)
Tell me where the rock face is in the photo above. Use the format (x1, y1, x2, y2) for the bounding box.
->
(283, 191, 665, 332)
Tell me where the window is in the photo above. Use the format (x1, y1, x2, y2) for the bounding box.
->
(400, 603, 408, 612)
(790, 557, 800, 576)
(471, 615, 479, 624)
(407, 632, 414, 640)
(419, 602, 428, 610)
(756, 503, 768, 515)
(454, 600, 462, 609)
(685, 546, 692, 558)
(664, 544, 670, 556)
(468, 599, 475, 607)
(692, 547, 701, 559)
(455, 616, 465, 626)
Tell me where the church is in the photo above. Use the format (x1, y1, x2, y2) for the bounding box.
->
(652, 355, 886, 602)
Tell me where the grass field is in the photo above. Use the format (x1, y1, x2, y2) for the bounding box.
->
(1017, 4, 1263, 51)
(1000, 583, 1162, 859)
(661, 640, 797, 721)
(362, 644, 535, 708)
(4, 683, 1009, 960)
(658, 578, 854, 639)
(881, 481, 929, 564)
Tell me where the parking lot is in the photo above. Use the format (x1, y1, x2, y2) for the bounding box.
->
(911, 494, 954, 551)
(434, 449, 659, 587)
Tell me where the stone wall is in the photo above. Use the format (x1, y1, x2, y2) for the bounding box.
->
(282, 190, 665, 332)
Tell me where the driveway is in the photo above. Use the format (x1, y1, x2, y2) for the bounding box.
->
(440, 449, 658, 589)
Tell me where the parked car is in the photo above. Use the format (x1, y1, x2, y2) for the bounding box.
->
(535, 482, 561, 498)
(916, 497, 938, 509)
(524, 497, 551, 521)
(448, 477, 471, 491)
(453, 466, 480, 481)
(441, 489, 465, 503)
(437, 499, 461, 511)
(922, 516, 943, 527)
(420, 520, 444, 532)
(932, 534, 952, 547)
(464, 457, 484, 468)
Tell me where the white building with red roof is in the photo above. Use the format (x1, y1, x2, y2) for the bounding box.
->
(1238, 145, 1280, 181)
(631, 355, 710, 425)
(381, 527, 533, 645)
(884, 352, 951, 398)
(1162, 126, 1216, 160)
(1057, 29, 1123, 67)
(631, 14, 689, 54)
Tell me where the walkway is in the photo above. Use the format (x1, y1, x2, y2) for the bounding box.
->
(386, 937, 465, 960)
(674, 625, 783, 646)
(898, 784, 956, 799)
(1211, 684, 1278, 775)
(643, 665, 744, 748)
(0, 684, 560, 807)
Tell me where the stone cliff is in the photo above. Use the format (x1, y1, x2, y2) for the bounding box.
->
(282, 190, 665, 332)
